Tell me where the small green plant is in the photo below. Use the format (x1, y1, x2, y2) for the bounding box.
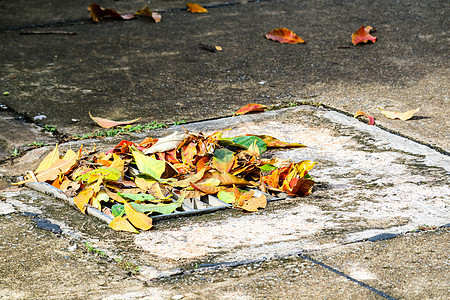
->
(11, 147, 20, 157)
(43, 125, 57, 133)
(173, 120, 186, 125)
(84, 242, 106, 257)
(415, 225, 437, 232)
(115, 257, 140, 275)
(27, 141, 49, 148)
(72, 121, 166, 140)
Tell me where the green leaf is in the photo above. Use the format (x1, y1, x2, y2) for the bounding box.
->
(217, 139, 247, 149)
(130, 193, 185, 215)
(131, 147, 165, 180)
(118, 193, 156, 202)
(259, 164, 277, 172)
(111, 204, 125, 217)
(77, 167, 121, 184)
(227, 136, 267, 153)
(217, 190, 235, 204)
(212, 149, 235, 173)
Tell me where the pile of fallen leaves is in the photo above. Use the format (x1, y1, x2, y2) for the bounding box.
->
(15, 130, 315, 233)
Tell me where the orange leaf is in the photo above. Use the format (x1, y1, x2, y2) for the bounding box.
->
(135, 5, 161, 23)
(109, 216, 139, 233)
(352, 26, 377, 45)
(354, 111, 375, 125)
(89, 111, 141, 129)
(181, 142, 197, 166)
(186, 3, 208, 13)
(265, 28, 305, 44)
(378, 108, 419, 121)
(287, 178, 315, 196)
(235, 103, 269, 116)
(263, 168, 281, 189)
(88, 4, 136, 23)
(240, 194, 267, 212)
(124, 202, 153, 230)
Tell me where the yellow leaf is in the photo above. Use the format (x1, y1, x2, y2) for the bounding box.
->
(35, 144, 59, 173)
(378, 108, 420, 121)
(13, 148, 80, 185)
(73, 186, 95, 213)
(109, 216, 139, 233)
(124, 202, 153, 230)
(110, 153, 125, 177)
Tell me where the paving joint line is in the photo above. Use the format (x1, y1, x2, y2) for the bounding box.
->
(320, 103, 450, 156)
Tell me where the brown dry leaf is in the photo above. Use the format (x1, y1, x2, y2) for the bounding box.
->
(104, 187, 127, 203)
(109, 216, 139, 233)
(265, 28, 305, 44)
(124, 202, 153, 230)
(190, 182, 224, 195)
(88, 4, 135, 23)
(378, 108, 420, 121)
(89, 111, 141, 128)
(205, 171, 250, 186)
(135, 5, 161, 23)
(186, 3, 208, 13)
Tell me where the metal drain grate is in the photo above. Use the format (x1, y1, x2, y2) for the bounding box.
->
(25, 182, 285, 225)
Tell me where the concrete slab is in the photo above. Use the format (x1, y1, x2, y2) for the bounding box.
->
(3, 106, 448, 285)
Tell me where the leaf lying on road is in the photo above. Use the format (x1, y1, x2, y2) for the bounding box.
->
(378, 108, 420, 121)
(354, 110, 375, 125)
(135, 5, 161, 23)
(352, 25, 377, 45)
(265, 28, 305, 44)
(186, 3, 208, 13)
(89, 112, 141, 128)
(235, 103, 269, 115)
(88, 4, 135, 23)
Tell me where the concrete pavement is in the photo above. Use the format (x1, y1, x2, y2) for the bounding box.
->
(0, 1, 448, 299)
